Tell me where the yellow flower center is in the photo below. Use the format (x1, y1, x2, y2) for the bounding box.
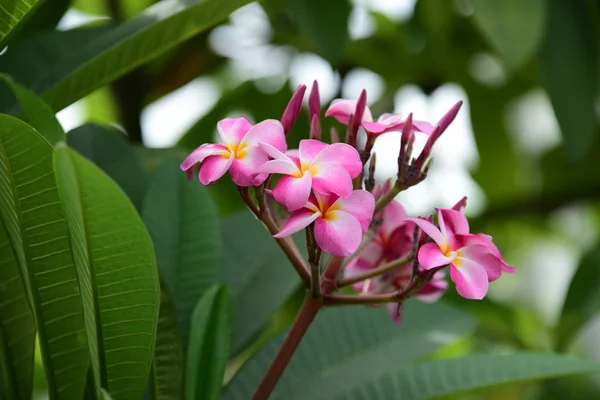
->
(224, 142, 249, 159)
(293, 160, 319, 178)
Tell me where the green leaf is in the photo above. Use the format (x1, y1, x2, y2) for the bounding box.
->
(143, 157, 221, 345)
(284, 0, 351, 65)
(0, 0, 45, 48)
(0, 73, 64, 144)
(186, 284, 232, 400)
(0, 221, 35, 400)
(0, 0, 255, 114)
(329, 353, 599, 400)
(0, 115, 89, 399)
(556, 243, 600, 351)
(67, 123, 148, 211)
(150, 278, 184, 400)
(12, 0, 70, 43)
(539, 0, 600, 161)
(221, 211, 304, 357)
(469, 0, 546, 71)
(53, 145, 159, 400)
(224, 301, 476, 399)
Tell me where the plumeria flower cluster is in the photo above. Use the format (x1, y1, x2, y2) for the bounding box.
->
(181, 81, 515, 324)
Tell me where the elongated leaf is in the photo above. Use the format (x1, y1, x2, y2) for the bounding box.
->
(150, 279, 184, 400)
(0, 0, 45, 48)
(67, 123, 147, 210)
(221, 211, 304, 356)
(186, 284, 232, 400)
(0, 0, 254, 114)
(556, 243, 600, 351)
(11, 0, 70, 43)
(539, 0, 600, 161)
(143, 157, 221, 346)
(0, 221, 35, 400)
(329, 353, 600, 400)
(224, 301, 476, 399)
(470, 0, 546, 71)
(0, 73, 64, 144)
(53, 145, 159, 400)
(0, 115, 88, 399)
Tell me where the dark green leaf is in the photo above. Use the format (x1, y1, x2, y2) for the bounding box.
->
(221, 211, 304, 356)
(143, 157, 221, 345)
(224, 301, 476, 399)
(67, 123, 147, 210)
(470, 0, 546, 71)
(12, 0, 70, 43)
(150, 278, 184, 400)
(54, 145, 160, 400)
(0, 0, 255, 114)
(0, 0, 45, 48)
(539, 0, 600, 160)
(329, 353, 599, 400)
(186, 284, 232, 400)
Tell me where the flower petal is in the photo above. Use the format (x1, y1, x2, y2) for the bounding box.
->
(299, 139, 328, 164)
(254, 158, 300, 176)
(380, 200, 407, 237)
(343, 259, 371, 292)
(273, 173, 313, 211)
(241, 119, 287, 152)
(387, 303, 403, 324)
(314, 210, 363, 256)
(418, 242, 455, 270)
(413, 120, 436, 134)
(449, 259, 489, 300)
(180, 143, 229, 171)
(438, 208, 469, 236)
(415, 278, 448, 303)
(325, 99, 374, 124)
(311, 143, 362, 178)
(198, 153, 233, 185)
(331, 190, 375, 232)
(458, 243, 503, 282)
(217, 117, 252, 145)
(311, 163, 354, 198)
(274, 209, 320, 238)
(361, 120, 388, 134)
(229, 146, 269, 186)
(407, 217, 447, 249)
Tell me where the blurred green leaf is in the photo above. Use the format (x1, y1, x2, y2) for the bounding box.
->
(556, 243, 600, 351)
(13, 0, 70, 42)
(0, 115, 89, 399)
(284, 0, 350, 65)
(327, 353, 599, 400)
(54, 145, 159, 400)
(221, 211, 304, 357)
(143, 157, 221, 345)
(224, 302, 476, 399)
(0, 73, 64, 144)
(150, 279, 184, 400)
(469, 0, 546, 71)
(186, 284, 232, 400)
(539, 0, 599, 161)
(0, 0, 254, 114)
(0, 221, 35, 400)
(67, 123, 147, 210)
(73, 0, 155, 18)
(0, 0, 45, 47)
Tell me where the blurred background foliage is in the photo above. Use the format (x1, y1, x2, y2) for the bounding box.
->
(2, 0, 600, 398)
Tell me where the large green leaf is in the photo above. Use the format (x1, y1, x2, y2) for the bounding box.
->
(12, 0, 70, 43)
(53, 145, 159, 400)
(328, 353, 599, 399)
(556, 243, 600, 351)
(0, 0, 254, 114)
(186, 284, 232, 400)
(0, 73, 64, 144)
(469, 0, 546, 71)
(0, 115, 88, 399)
(143, 157, 221, 345)
(0, 221, 35, 400)
(0, 0, 45, 48)
(539, 0, 600, 161)
(67, 123, 147, 210)
(224, 301, 476, 399)
(149, 279, 184, 400)
(221, 211, 304, 357)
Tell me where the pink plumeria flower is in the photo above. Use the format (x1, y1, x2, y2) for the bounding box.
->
(408, 208, 512, 300)
(274, 191, 375, 256)
(325, 99, 435, 137)
(255, 139, 362, 211)
(180, 117, 286, 186)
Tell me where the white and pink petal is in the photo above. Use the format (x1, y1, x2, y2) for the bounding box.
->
(314, 210, 363, 256)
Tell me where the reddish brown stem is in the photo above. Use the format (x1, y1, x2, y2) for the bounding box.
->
(320, 255, 344, 293)
(252, 293, 322, 400)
